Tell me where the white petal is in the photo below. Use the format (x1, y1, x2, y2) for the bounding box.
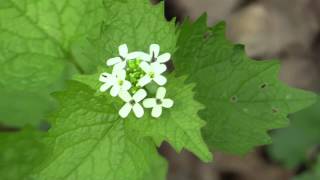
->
(119, 91, 132, 102)
(119, 103, 132, 118)
(100, 83, 112, 92)
(153, 75, 167, 86)
(108, 76, 117, 85)
(132, 104, 144, 118)
(110, 85, 120, 97)
(152, 63, 166, 74)
(138, 75, 152, 87)
(121, 80, 132, 91)
(162, 99, 174, 108)
(99, 73, 111, 82)
(106, 57, 122, 66)
(135, 52, 151, 62)
(151, 105, 162, 118)
(143, 98, 156, 108)
(111, 67, 118, 76)
(156, 53, 171, 63)
(113, 61, 126, 71)
(127, 52, 145, 60)
(119, 44, 128, 58)
(139, 61, 151, 73)
(117, 69, 126, 80)
(156, 87, 166, 99)
(133, 89, 147, 102)
(150, 44, 160, 58)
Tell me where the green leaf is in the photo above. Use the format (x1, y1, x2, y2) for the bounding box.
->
(75, 0, 177, 72)
(75, 70, 212, 162)
(270, 96, 320, 168)
(31, 81, 166, 180)
(0, 128, 45, 180)
(142, 154, 168, 180)
(0, 90, 56, 127)
(0, 0, 106, 126)
(173, 15, 316, 154)
(126, 75, 212, 162)
(100, 0, 177, 60)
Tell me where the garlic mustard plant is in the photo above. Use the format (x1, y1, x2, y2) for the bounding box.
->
(1, 1, 317, 180)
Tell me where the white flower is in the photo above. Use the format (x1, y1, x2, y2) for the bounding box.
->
(138, 61, 167, 87)
(118, 89, 147, 118)
(99, 69, 131, 97)
(106, 44, 141, 70)
(139, 44, 171, 63)
(143, 87, 174, 118)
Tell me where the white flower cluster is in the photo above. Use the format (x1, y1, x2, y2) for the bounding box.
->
(99, 44, 174, 118)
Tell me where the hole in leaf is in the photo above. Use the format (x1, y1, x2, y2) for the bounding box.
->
(260, 83, 267, 89)
(230, 96, 238, 103)
(272, 108, 279, 113)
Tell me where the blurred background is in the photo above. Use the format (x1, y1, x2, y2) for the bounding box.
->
(153, 0, 320, 180)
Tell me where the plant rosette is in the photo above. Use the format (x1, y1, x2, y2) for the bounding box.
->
(99, 44, 174, 118)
